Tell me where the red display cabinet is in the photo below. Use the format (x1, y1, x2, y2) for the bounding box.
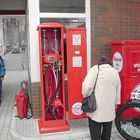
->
(111, 40, 140, 116)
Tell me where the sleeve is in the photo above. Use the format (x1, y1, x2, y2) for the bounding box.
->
(82, 65, 98, 98)
(115, 73, 121, 104)
(1, 66, 6, 76)
(0, 58, 6, 76)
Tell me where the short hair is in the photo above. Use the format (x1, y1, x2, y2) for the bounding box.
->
(98, 55, 110, 65)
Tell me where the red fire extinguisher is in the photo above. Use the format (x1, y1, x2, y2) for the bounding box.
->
(15, 87, 28, 119)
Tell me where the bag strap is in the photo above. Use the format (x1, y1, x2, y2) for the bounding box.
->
(93, 65, 99, 90)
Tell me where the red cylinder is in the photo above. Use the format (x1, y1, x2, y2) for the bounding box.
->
(16, 89, 28, 119)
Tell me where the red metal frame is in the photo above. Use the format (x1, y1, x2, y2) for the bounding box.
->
(38, 22, 70, 134)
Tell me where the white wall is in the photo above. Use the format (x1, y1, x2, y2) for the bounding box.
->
(28, 0, 40, 82)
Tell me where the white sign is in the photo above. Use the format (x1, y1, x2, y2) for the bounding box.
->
(72, 102, 83, 116)
(72, 56, 82, 67)
(72, 34, 81, 46)
(113, 52, 123, 72)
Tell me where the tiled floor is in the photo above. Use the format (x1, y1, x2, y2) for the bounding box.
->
(0, 70, 124, 140)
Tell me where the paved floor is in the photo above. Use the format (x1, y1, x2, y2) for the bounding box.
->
(0, 70, 124, 140)
(0, 70, 28, 140)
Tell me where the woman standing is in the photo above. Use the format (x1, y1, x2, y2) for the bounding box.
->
(82, 56, 121, 140)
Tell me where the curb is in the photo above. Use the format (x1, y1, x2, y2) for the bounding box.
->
(10, 108, 90, 140)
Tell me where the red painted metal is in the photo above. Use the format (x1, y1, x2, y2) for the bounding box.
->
(38, 22, 70, 134)
(15, 88, 28, 119)
(111, 40, 140, 117)
(66, 28, 87, 119)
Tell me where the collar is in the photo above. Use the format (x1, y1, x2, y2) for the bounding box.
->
(99, 64, 111, 68)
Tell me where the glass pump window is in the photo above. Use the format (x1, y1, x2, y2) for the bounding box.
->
(40, 0, 85, 13)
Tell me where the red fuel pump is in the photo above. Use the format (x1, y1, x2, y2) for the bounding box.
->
(66, 28, 87, 119)
(38, 22, 70, 134)
(111, 40, 140, 118)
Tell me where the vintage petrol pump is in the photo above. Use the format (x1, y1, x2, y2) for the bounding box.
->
(66, 28, 87, 119)
(111, 40, 140, 118)
(38, 22, 70, 134)
(37, 22, 87, 134)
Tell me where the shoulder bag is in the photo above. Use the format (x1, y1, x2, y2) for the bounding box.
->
(82, 65, 99, 113)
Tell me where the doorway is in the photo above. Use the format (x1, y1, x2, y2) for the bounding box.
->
(0, 16, 27, 71)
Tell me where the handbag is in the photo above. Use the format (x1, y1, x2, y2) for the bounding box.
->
(82, 65, 99, 113)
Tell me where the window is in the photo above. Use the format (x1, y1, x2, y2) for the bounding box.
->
(40, 0, 85, 13)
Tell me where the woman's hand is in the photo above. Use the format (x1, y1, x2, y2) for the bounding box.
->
(0, 77, 4, 81)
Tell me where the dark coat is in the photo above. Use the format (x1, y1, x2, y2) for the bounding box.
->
(0, 56, 6, 77)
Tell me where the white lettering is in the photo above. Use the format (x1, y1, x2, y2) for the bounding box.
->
(134, 64, 140, 68)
